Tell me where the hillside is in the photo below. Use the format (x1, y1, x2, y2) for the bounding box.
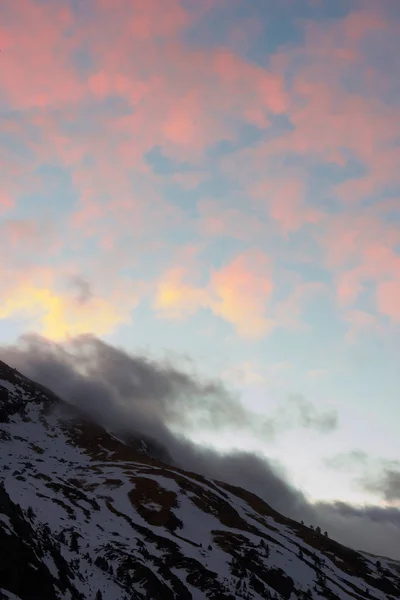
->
(0, 359, 399, 600)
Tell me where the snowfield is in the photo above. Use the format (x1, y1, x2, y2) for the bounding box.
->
(0, 360, 399, 600)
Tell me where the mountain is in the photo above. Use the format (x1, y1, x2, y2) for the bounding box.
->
(0, 359, 399, 600)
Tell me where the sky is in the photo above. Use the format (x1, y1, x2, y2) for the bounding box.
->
(0, 0, 399, 544)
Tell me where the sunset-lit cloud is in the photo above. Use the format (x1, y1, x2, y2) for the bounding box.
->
(377, 280, 400, 322)
(154, 251, 274, 338)
(0, 193, 13, 213)
(197, 199, 265, 241)
(0, 278, 139, 340)
(154, 267, 209, 320)
(0, 0, 398, 340)
(209, 251, 274, 338)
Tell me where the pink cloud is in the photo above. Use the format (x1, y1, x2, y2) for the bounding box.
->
(154, 250, 275, 338)
(209, 250, 275, 337)
(213, 49, 288, 115)
(282, 11, 400, 202)
(377, 280, 400, 322)
(337, 271, 362, 307)
(244, 173, 325, 235)
(0, 0, 82, 110)
(97, 0, 189, 39)
(335, 242, 400, 304)
(2, 219, 41, 247)
(322, 207, 400, 268)
(0, 0, 285, 252)
(0, 218, 62, 269)
(162, 90, 211, 149)
(258, 179, 322, 234)
(245, 79, 400, 200)
(153, 252, 330, 338)
(222, 6, 400, 214)
(0, 193, 13, 213)
(197, 199, 265, 240)
(0, 0, 398, 343)
(325, 214, 400, 323)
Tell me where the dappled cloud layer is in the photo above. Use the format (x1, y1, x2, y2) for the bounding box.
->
(0, 0, 399, 339)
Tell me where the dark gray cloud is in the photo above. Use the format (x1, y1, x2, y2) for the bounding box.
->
(311, 501, 400, 558)
(69, 276, 93, 305)
(379, 469, 400, 502)
(1, 334, 399, 560)
(360, 468, 400, 503)
(275, 393, 338, 433)
(325, 450, 400, 503)
(0, 334, 336, 445)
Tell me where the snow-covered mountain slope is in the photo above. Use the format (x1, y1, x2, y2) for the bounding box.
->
(1, 360, 399, 600)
